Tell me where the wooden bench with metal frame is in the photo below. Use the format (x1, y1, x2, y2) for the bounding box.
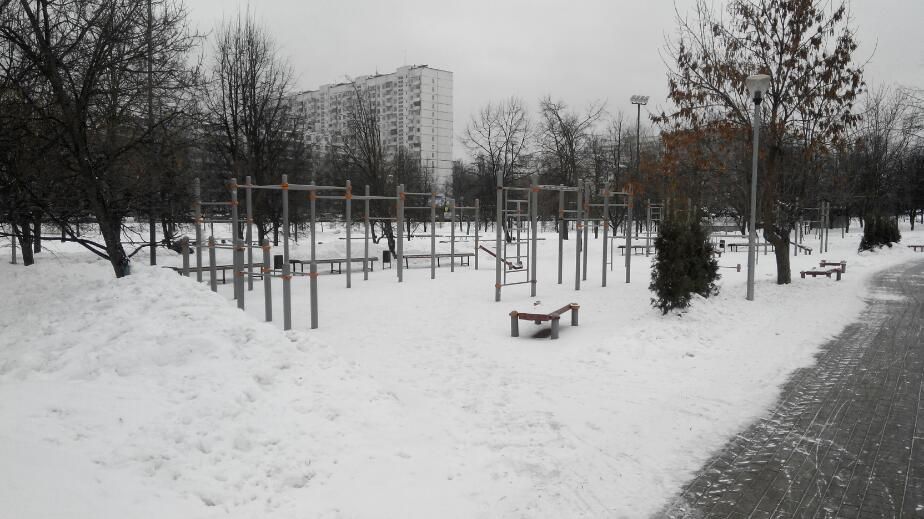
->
(819, 259, 846, 273)
(290, 257, 378, 275)
(510, 303, 580, 340)
(402, 252, 474, 268)
(800, 268, 842, 281)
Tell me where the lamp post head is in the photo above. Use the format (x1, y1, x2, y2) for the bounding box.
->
(745, 74, 771, 104)
(630, 95, 649, 106)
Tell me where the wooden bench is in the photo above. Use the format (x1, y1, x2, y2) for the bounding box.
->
(510, 303, 580, 340)
(908, 245, 924, 252)
(402, 252, 473, 268)
(617, 245, 651, 256)
(168, 263, 264, 284)
(819, 259, 846, 273)
(800, 268, 842, 281)
(728, 242, 775, 253)
(289, 257, 378, 274)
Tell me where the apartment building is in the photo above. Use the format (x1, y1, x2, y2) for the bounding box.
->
(294, 65, 453, 183)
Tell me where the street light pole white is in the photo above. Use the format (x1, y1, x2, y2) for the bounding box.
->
(745, 74, 770, 301)
(629, 95, 648, 284)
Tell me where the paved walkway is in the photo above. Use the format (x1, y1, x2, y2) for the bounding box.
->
(661, 259, 924, 518)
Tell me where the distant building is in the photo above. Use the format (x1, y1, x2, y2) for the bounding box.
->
(294, 65, 453, 183)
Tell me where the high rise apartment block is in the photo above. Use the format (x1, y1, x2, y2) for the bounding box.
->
(294, 65, 453, 183)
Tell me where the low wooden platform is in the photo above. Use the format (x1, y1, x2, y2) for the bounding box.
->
(402, 252, 473, 268)
(510, 303, 580, 340)
(800, 268, 842, 281)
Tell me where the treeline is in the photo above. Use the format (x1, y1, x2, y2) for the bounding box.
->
(0, 1, 432, 275)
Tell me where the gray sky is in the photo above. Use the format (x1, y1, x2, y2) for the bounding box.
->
(186, 0, 924, 159)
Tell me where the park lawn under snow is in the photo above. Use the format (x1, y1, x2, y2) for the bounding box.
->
(1, 224, 922, 518)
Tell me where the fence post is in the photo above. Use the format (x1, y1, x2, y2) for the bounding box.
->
(309, 186, 318, 329)
(281, 174, 292, 330)
(345, 180, 352, 289)
(575, 180, 583, 291)
(430, 192, 436, 280)
(208, 236, 217, 292)
(181, 237, 190, 276)
(602, 189, 609, 287)
(262, 240, 272, 322)
(245, 176, 254, 291)
(474, 199, 480, 270)
(193, 177, 202, 282)
(364, 185, 370, 281)
(397, 184, 404, 283)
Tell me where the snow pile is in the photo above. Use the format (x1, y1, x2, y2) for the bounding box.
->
(0, 227, 921, 518)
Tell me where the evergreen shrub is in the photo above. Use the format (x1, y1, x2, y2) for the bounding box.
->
(649, 217, 720, 314)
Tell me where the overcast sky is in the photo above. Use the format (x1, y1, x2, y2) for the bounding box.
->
(186, 0, 924, 159)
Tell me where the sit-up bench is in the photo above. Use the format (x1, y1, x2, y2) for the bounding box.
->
(510, 303, 580, 340)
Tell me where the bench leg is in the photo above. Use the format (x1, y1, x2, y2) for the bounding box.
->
(571, 304, 579, 327)
(510, 312, 519, 337)
(836, 270, 842, 281)
(801, 272, 806, 279)
(550, 318, 560, 340)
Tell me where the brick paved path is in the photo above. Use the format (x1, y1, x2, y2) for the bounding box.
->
(661, 260, 924, 518)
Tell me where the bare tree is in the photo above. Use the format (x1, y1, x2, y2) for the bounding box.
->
(660, 0, 865, 283)
(202, 10, 307, 245)
(0, 0, 198, 276)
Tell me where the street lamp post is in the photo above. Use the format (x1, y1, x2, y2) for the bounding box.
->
(629, 95, 648, 284)
(745, 74, 771, 301)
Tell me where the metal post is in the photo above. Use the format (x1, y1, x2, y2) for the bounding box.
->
(193, 178, 202, 282)
(602, 189, 610, 287)
(397, 184, 404, 283)
(364, 185, 370, 281)
(551, 318, 560, 340)
(230, 178, 244, 310)
(208, 236, 217, 292)
(262, 240, 272, 322)
(346, 180, 352, 289)
(309, 187, 318, 329)
(626, 192, 633, 283)
(646, 199, 652, 257)
(746, 100, 760, 301)
(582, 183, 589, 282)
(181, 238, 190, 276)
(575, 180, 583, 291)
(824, 201, 830, 253)
(558, 187, 564, 285)
(510, 312, 519, 337)
(430, 192, 436, 279)
(281, 175, 292, 330)
(474, 199, 480, 270)
(10, 224, 17, 264)
(530, 174, 538, 297)
(495, 172, 502, 302)
(245, 176, 254, 291)
(450, 199, 456, 273)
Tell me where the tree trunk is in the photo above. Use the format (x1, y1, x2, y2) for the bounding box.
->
(33, 212, 42, 253)
(764, 226, 792, 284)
(16, 220, 35, 266)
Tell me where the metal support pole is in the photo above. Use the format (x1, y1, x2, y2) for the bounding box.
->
(510, 312, 519, 337)
(530, 174, 538, 297)
(646, 199, 652, 257)
(450, 199, 456, 273)
(397, 184, 405, 283)
(602, 189, 610, 287)
(824, 201, 830, 253)
(558, 187, 564, 285)
(262, 240, 272, 322)
(495, 172, 502, 302)
(575, 180, 583, 291)
(364, 185, 370, 281)
(474, 199, 480, 270)
(346, 180, 352, 289)
(181, 238, 190, 276)
(230, 178, 244, 310)
(208, 236, 217, 292)
(582, 183, 589, 282)
(309, 188, 318, 329)
(281, 174, 292, 330)
(245, 176, 253, 291)
(430, 192, 436, 279)
(193, 178, 202, 282)
(625, 193, 633, 283)
(746, 100, 761, 301)
(10, 224, 17, 264)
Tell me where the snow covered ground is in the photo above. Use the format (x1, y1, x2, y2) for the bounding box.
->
(1, 223, 922, 518)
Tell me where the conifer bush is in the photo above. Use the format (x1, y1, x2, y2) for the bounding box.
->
(649, 217, 720, 314)
(858, 215, 901, 252)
